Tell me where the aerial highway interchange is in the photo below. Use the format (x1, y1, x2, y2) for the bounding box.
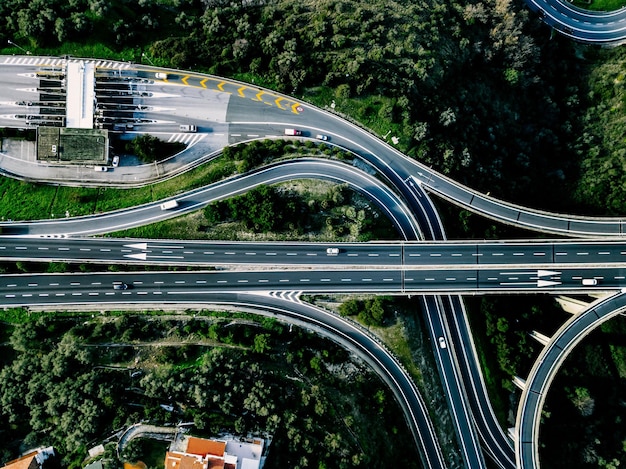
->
(2, 56, 626, 469)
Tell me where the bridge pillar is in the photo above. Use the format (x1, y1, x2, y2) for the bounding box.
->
(512, 375, 526, 390)
(529, 330, 550, 346)
(508, 427, 517, 442)
(555, 296, 589, 315)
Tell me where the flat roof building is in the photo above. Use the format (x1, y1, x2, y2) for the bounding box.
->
(37, 127, 108, 164)
(66, 61, 95, 129)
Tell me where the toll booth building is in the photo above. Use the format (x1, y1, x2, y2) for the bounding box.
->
(36, 60, 109, 165)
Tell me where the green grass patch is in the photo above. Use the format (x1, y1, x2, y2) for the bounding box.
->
(571, 0, 626, 11)
(305, 86, 406, 149)
(0, 157, 236, 221)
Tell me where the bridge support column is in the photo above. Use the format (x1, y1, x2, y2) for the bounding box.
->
(555, 296, 590, 315)
(512, 375, 526, 390)
(529, 330, 550, 346)
(508, 427, 517, 442)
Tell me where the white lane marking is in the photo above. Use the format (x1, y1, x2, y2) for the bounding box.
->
(238, 280, 248, 283)
(341, 278, 352, 282)
(99, 248, 111, 252)
(430, 253, 442, 257)
(7, 284, 16, 287)
(72, 293, 82, 296)
(153, 291, 162, 295)
(306, 253, 317, 256)
(259, 279, 269, 283)
(174, 280, 185, 284)
(15, 246, 27, 250)
(154, 281, 164, 284)
(58, 247, 70, 251)
(70, 282, 80, 286)
(452, 253, 462, 257)
(425, 278, 435, 281)
(446, 278, 456, 281)
(279, 279, 289, 282)
(196, 280, 207, 284)
(368, 253, 379, 257)
(55, 293, 65, 296)
(300, 279, 310, 282)
(266, 252, 277, 256)
(409, 253, 421, 257)
(383, 278, 393, 282)
(492, 253, 504, 256)
(50, 283, 59, 286)
(362, 278, 372, 282)
(533, 252, 546, 256)
(38, 293, 49, 297)
(38, 247, 49, 250)
(321, 278, 331, 282)
(217, 280, 227, 283)
(89, 292, 99, 296)
(22, 294, 32, 297)
(80, 248, 91, 251)
(577, 252, 589, 255)
(137, 291, 148, 295)
(466, 277, 477, 281)
(204, 251, 214, 254)
(28, 283, 37, 287)
(5, 294, 15, 298)
(389, 253, 400, 257)
(348, 253, 358, 257)
(513, 253, 524, 256)
(556, 252, 567, 256)
(599, 252, 611, 255)
(245, 252, 256, 255)
(91, 282, 101, 285)
(286, 253, 297, 256)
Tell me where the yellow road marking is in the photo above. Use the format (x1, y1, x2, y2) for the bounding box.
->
(291, 102, 301, 114)
(181, 75, 190, 85)
(275, 97, 285, 110)
(254, 91, 265, 101)
(237, 86, 247, 97)
(200, 78, 208, 88)
(217, 81, 227, 92)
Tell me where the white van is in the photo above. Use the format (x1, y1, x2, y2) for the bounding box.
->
(179, 124, 197, 132)
(160, 200, 179, 210)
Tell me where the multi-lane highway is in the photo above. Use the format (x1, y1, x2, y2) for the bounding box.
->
(4, 237, 626, 269)
(0, 266, 623, 304)
(2, 56, 626, 468)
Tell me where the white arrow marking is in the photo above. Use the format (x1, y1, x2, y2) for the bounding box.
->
(125, 242, 148, 250)
(537, 279, 561, 288)
(125, 253, 147, 260)
(537, 270, 561, 277)
(124, 253, 184, 260)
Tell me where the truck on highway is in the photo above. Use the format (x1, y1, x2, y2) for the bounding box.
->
(284, 128, 302, 136)
(160, 200, 179, 210)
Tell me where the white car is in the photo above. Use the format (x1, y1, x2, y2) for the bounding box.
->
(326, 247, 340, 255)
(316, 134, 329, 141)
(155, 72, 168, 79)
(438, 337, 447, 349)
(112, 156, 120, 167)
(93, 166, 107, 172)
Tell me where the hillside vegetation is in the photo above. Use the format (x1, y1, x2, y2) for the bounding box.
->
(0, 0, 623, 214)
